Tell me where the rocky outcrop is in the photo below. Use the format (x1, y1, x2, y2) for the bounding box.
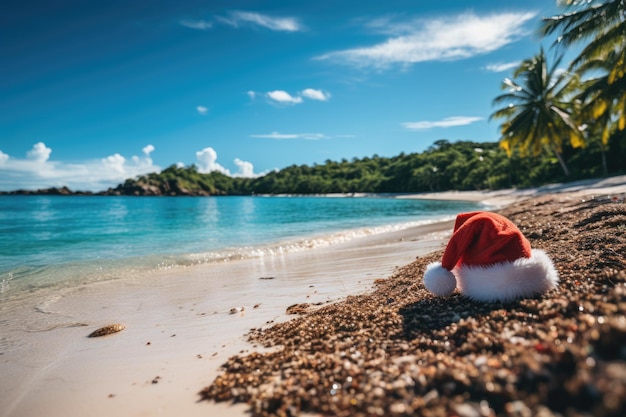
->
(103, 179, 213, 196)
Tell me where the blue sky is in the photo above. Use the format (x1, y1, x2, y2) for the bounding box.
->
(1, 0, 568, 191)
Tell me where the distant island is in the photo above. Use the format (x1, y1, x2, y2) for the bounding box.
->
(2, 139, 624, 196)
(1, 186, 96, 196)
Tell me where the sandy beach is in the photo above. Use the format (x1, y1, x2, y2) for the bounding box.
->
(0, 212, 454, 417)
(203, 177, 626, 417)
(2, 175, 625, 417)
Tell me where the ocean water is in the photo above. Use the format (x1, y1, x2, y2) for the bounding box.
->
(0, 195, 481, 299)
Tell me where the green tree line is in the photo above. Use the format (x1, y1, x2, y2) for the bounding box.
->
(112, 138, 625, 196)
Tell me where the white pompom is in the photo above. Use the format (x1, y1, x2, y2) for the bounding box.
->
(424, 262, 456, 296)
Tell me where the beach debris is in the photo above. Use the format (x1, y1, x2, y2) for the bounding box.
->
(253, 303, 260, 309)
(87, 323, 126, 338)
(151, 376, 161, 384)
(229, 306, 245, 315)
(286, 303, 310, 315)
(259, 276, 275, 280)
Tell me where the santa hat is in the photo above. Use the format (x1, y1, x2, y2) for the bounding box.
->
(423, 211, 558, 302)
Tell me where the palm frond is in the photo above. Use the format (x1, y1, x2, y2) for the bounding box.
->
(572, 18, 626, 67)
(542, 1, 617, 47)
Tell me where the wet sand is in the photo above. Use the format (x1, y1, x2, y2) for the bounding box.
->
(2, 175, 625, 417)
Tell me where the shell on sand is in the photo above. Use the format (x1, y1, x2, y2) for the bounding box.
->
(87, 323, 126, 338)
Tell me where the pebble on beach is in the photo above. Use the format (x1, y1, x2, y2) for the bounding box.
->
(200, 193, 626, 417)
(87, 323, 126, 338)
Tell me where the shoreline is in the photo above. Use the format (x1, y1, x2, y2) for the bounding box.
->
(0, 212, 469, 303)
(0, 216, 455, 417)
(398, 174, 626, 208)
(0, 195, 481, 303)
(1, 175, 625, 417)
(202, 179, 626, 416)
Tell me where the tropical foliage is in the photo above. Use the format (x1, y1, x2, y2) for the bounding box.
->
(543, 0, 626, 175)
(109, 138, 625, 196)
(491, 0, 625, 177)
(490, 49, 584, 176)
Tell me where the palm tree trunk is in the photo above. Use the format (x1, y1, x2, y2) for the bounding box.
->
(601, 145, 608, 176)
(554, 149, 571, 177)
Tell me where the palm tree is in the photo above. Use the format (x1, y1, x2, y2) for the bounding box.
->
(542, 0, 626, 173)
(490, 49, 584, 177)
(574, 49, 624, 174)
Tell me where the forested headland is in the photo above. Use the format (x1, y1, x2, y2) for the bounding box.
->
(4, 137, 622, 196)
(100, 137, 624, 196)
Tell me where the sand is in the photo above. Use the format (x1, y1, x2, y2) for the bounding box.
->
(1, 175, 625, 417)
(0, 215, 453, 417)
(202, 178, 626, 417)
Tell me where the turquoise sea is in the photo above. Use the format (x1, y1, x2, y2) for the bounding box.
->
(0, 195, 481, 299)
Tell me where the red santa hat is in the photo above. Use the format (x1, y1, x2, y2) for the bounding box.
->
(423, 211, 559, 302)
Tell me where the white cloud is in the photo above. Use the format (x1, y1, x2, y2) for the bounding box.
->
(250, 131, 329, 140)
(317, 12, 537, 69)
(262, 88, 331, 105)
(266, 90, 303, 104)
(363, 15, 417, 36)
(196, 105, 209, 115)
(0, 143, 160, 191)
(195, 147, 259, 178)
(143, 144, 155, 155)
(102, 153, 126, 174)
(184, 11, 303, 33)
(180, 19, 213, 30)
(130, 144, 155, 169)
(247, 91, 256, 100)
(27, 142, 52, 162)
(301, 88, 331, 101)
(0, 143, 261, 190)
(234, 158, 255, 177)
(403, 116, 484, 130)
(485, 61, 521, 72)
(195, 147, 230, 175)
(220, 11, 302, 32)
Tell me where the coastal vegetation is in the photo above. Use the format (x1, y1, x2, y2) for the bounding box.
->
(4, 135, 623, 196)
(490, 49, 584, 177)
(99, 137, 622, 196)
(492, 0, 625, 178)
